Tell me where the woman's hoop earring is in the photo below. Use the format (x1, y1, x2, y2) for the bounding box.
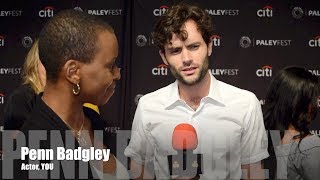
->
(73, 83, 80, 95)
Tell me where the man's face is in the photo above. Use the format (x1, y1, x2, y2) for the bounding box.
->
(80, 31, 121, 106)
(160, 19, 212, 86)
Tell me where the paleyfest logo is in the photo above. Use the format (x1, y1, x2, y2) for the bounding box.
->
(22, 36, 33, 48)
(239, 36, 291, 48)
(292, 7, 320, 19)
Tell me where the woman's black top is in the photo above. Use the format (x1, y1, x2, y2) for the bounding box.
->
(3, 84, 36, 130)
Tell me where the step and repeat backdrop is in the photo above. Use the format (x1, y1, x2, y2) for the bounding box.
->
(0, 0, 319, 134)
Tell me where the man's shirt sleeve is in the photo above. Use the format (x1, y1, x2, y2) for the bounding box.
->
(124, 98, 154, 165)
(241, 93, 269, 164)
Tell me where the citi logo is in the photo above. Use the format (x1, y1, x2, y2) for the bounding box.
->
(0, 93, 4, 104)
(211, 35, 221, 47)
(309, 36, 320, 47)
(256, 65, 272, 77)
(39, 6, 54, 17)
(152, 64, 168, 75)
(0, 35, 4, 47)
(153, 5, 169, 16)
(257, 6, 273, 17)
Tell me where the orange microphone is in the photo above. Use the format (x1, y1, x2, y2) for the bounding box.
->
(168, 123, 203, 178)
(172, 123, 198, 150)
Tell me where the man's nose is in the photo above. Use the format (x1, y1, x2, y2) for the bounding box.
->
(181, 49, 192, 66)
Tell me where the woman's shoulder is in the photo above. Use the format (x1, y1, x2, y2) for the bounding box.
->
(83, 106, 106, 129)
(289, 135, 320, 157)
(299, 135, 320, 151)
(6, 84, 36, 103)
(3, 84, 37, 130)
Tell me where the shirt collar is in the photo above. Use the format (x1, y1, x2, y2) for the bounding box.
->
(207, 71, 225, 106)
(165, 71, 225, 109)
(165, 80, 182, 109)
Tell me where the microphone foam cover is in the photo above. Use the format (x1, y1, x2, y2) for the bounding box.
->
(172, 123, 198, 150)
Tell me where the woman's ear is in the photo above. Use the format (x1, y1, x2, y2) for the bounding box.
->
(64, 60, 81, 84)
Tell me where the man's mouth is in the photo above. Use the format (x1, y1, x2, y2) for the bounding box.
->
(182, 67, 197, 75)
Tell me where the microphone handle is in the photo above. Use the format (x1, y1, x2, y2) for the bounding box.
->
(167, 150, 203, 177)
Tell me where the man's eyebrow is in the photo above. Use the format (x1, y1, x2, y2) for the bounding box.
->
(185, 42, 201, 46)
(166, 46, 181, 50)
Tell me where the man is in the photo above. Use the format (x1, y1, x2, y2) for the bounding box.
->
(125, 3, 269, 179)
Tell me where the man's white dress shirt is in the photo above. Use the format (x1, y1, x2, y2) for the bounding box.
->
(125, 72, 269, 179)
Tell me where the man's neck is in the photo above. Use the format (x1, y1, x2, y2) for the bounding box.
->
(178, 72, 211, 110)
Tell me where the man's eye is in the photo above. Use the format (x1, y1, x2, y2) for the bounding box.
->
(170, 49, 180, 54)
(190, 45, 199, 50)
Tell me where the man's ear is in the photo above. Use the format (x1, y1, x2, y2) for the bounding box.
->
(63, 60, 81, 84)
(207, 40, 213, 57)
(159, 50, 168, 65)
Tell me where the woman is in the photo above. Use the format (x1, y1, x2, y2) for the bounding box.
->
(4, 40, 100, 130)
(263, 66, 320, 180)
(3, 39, 45, 130)
(15, 10, 128, 179)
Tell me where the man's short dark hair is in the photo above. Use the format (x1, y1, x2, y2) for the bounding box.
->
(152, 3, 214, 52)
(38, 9, 114, 82)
